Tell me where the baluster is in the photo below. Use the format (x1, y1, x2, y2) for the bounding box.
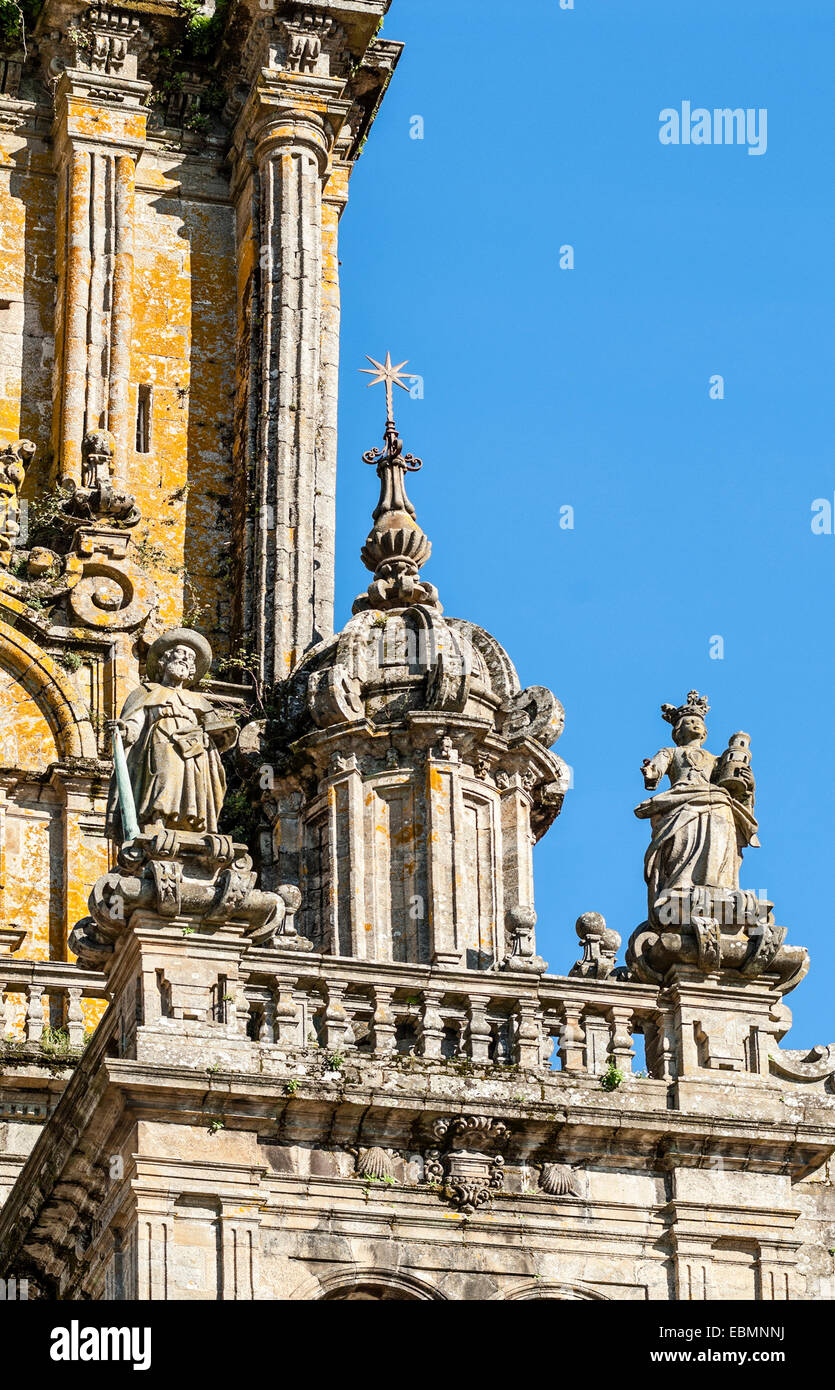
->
(0, 983, 7, 1039)
(257, 994, 276, 1044)
(467, 998, 492, 1064)
(25, 984, 44, 1044)
(607, 1005, 635, 1075)
(418, 988, 445, 1060)
(558, 1004, 585, 1072)
(513, 997, 542, 1069)
(321, 981, 354, 1051)
(66, 987, 85, 1047)
(370, 986, 396, 1055)
(273, 978, 303, 1047)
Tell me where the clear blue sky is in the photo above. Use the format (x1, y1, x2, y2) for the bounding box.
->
(335, 0, 835, 1047)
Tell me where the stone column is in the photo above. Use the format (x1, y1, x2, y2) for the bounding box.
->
(220, 1207, 262, 1301)
(424, 744, 466, 967)
(227, 6, 402, 680)
(108, 154, 137, 481)
(498, 773, 536, 963)
(57, 146, 92, 483)
(231, 50, 350, 682)
(325, 755, 368, 958)
(50, 33, 150, 483)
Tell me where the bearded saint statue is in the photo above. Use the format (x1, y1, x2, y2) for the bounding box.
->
(108, 628, 238, 838)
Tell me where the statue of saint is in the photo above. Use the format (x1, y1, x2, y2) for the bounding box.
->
(0, 439, 35, 566)
(109, 628, 238, 837)
(634, 692, 759, 915)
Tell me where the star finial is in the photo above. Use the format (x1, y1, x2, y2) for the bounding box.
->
(360, 351, 412, 423)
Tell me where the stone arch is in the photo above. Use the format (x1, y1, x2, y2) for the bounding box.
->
(0, 611, 98, 762)
(498, 1280, 611, 1301)
(291, 1267, 446, 1301)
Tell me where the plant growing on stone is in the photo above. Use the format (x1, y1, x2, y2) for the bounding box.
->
(0, 0, 40, 52)
(326, 1052, 344, 1071)
(600, 1059, 625, 1092)
(285, 1079, 300, 1095)
(207, 1118, 224, 1134)
(40, 1025, 71, 1056)
(26, 484, 74, 548)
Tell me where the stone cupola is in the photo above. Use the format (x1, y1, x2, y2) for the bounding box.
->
(266, 365, 570, 970)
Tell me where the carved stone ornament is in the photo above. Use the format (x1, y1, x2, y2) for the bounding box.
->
(538, 1162, 583, 1198)
(569, 911, 622, 980)
(60, 6, 150, 82)
(353, 356, 440, 614)
(62, 431, 140, 528)
(69, 829, 301, 972)
(0, 439, 35, 567)
(501, 905, 547, 975)
(68, 528, 154, 631)
(354, 1147, 396, 1182)
(424, 1115, 510, 1216)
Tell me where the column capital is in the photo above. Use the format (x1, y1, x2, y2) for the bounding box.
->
(227, 6, 401, 174)
(233, 71, 351, 177)
(51, 69, 151, 165)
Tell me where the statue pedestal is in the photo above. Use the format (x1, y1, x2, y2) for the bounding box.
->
(69, 829, 308, 1069)
(627, 886, 809, 993)
(104, 913, 258, 1069)
(662, 965, 789, 1080)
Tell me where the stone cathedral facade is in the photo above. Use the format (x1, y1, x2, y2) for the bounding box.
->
(0, 0, 833, 1303)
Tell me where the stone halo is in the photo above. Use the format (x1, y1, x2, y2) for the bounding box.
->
(145, 628, 213, 684)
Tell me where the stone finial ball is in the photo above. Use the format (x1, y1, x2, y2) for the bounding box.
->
(575, 911, 607, 940)
(576, 911, 622, 954)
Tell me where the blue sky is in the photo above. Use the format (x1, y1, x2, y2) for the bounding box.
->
(335, 0, 835, 1046)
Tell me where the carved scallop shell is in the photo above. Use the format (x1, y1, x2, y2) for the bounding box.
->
(357, 1147, 395, 1182)
(539, 1163, 581, 1197)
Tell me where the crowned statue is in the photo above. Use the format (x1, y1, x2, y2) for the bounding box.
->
(634, 691, 760, 923)
(108, 628, 238, 839)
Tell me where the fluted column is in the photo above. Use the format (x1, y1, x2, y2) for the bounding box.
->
(50, 46, 149, 483)
(108, 154, 137, 481)
(227, 2, 402, 682)
(58, 147, 92, 482)
(231, 66, 350, 683)
(257, 117, 328, 679)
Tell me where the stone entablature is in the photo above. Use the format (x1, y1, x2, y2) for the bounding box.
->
(0, 934, 832, 1300)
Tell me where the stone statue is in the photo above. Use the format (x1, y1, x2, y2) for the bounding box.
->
(62, 430, 140, 526)
(0, 439, 35, 566)
(634, 691, 759, 923)
(109, 628, 238, 838)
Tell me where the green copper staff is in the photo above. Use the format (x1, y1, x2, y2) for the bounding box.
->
(111, 723, 140, 842)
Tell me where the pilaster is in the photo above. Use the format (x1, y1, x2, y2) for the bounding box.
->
(49, 12, 151, 483)
(228, 5, 396, 678)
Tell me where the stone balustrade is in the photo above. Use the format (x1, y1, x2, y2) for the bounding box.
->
(242, 949, 668, 1079)
(0, 957, 107, 1049)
